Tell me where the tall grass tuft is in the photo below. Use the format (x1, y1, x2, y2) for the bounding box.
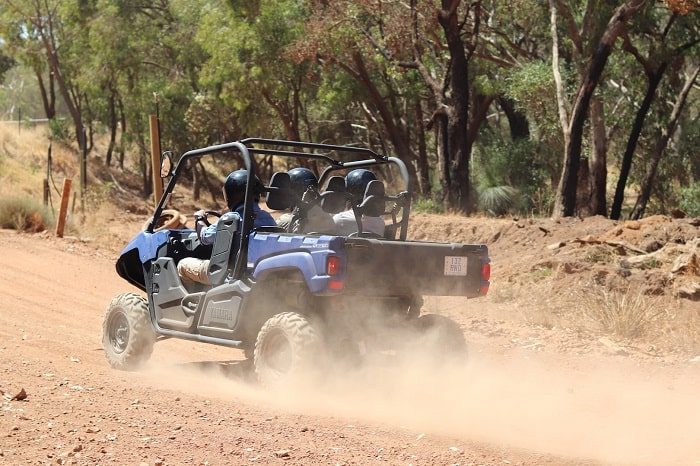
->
(479, 185, 518, 216)
(0, 195, 53, 232)
(580, 286, 666, 339)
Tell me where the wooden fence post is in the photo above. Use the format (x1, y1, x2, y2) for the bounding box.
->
(55, 179, 72, 238)
(149, 114, 163, 205)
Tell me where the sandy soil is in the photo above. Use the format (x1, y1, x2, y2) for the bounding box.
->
(1, 230, 699, 466)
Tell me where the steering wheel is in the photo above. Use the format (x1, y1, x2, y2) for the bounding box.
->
(196, 210, 222, 226)
(147, 209, 187, 232)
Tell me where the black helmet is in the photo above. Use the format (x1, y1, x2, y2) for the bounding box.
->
(345, 169, 376, 201)
(288, 167, 318, 196)
(223, 169, 263, 210)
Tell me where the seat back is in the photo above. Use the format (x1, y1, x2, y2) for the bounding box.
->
(266, 172, 292, 211)
(321, 175, 348, 214)
(207, 212, 241, 286)
(360, 179, 386, 217)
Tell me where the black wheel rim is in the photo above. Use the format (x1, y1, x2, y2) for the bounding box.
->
(107, 310, 130, 354)
(261, 329, 293, 377)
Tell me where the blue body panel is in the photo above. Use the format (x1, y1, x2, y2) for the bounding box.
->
(121, 229, 346, 295)
(121, 230, 173, 263)
(248, 232, 346, 295)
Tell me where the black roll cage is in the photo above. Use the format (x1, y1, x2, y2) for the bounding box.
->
(148, 138, 412, 280)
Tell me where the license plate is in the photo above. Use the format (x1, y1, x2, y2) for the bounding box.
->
(444, 256, 468, 276)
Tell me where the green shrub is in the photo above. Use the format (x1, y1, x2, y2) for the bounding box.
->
(679, 182, 700, 216)
(0, 195, 53, 232)
(48, 118, 71, 143)
(479, 185, 519, 216)
(412, 197, 444, 214)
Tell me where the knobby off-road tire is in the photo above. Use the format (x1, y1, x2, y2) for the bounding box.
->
(254, 312, 321, 387)
(102, 293, 156, 370)
(415, 314, 468, 365)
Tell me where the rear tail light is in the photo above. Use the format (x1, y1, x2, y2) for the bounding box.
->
(326, 255, 342, 276)
(480, 261, 490, 295)
(481, 262, 491, 281)
(328, 279, 344, 290)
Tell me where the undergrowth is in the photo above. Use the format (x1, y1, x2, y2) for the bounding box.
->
(0, 195, 53, 232)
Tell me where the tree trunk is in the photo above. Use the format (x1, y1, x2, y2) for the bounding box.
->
(498, 97, 529, 140)
(433, 110, 450, 201)
(553, 0, 646, 218)
(414, 100, 431, 195)
(34, 68, 55, 120)
(117, 96, 126, 170)
(630, 65, 700, 219)
(40, 33, 84, 150)
(609, 64, 666, 219)
(438, 0, 473, 213)
(106, 93, 117, 167)
(588, 96, 607, 216)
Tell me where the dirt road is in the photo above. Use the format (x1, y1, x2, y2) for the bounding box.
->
(1, 231, 698, 465)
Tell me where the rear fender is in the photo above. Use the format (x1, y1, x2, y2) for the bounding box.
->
(252, 250, 344, 295)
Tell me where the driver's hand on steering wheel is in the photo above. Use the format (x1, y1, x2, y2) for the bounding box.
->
(194, 209, 210, 226)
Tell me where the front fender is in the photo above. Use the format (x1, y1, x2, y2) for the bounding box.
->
(116, 230, 171, 290)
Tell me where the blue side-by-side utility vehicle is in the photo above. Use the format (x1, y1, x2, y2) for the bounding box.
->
(102, 139, 490, 384)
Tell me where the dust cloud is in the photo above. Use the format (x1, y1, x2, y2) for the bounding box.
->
(143, 332, 700, 466)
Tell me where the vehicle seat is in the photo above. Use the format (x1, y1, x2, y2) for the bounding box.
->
(207, 212, 241, 286)
(360, 179, 386, 217)
(321, 175, 348, 214)
(266, 171, 293, 211)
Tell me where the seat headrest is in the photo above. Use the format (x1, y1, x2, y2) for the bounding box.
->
(266, 172, 292, 211)
(321, 176, 348, 214)
(326, 175, 346, 192)
(360, 179, 385, 217)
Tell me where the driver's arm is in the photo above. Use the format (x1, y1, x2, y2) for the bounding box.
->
(194, 210, 216, 245)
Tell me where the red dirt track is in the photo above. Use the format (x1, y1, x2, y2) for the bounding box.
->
(1, 230, 698, 465)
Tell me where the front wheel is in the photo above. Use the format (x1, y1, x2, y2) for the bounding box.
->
(253, 312, 321, 386)
(102, 293, 156, 370)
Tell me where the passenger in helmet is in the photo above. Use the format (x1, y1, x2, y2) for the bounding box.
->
(276, 167, 336, 234)
(178, 169, 276, 285)
(332, 169, 385, 236)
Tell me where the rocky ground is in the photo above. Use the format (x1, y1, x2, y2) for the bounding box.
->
(1, 214, 699, 465)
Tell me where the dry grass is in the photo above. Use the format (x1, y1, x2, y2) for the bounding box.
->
(0, 195, 53, 232)
(577, 285, 667, 339)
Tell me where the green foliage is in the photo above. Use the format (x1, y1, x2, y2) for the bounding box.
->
(679, 183, 700, 216)
(479, 185, 519, 216)
(412, 197, 444, 214)
(473, 133, 555, 215)
(0, 195, 53, 232)
(0, 0, 697, 218)
(0, 50, 15, 84)
(49, 118, 71, 143)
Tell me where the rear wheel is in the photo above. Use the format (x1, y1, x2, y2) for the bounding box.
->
(414, 314, 468, 365)
(102, 293, 156, 370)
(254, 312, 321, 386)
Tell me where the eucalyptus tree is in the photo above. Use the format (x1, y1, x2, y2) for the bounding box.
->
(196, 0, 311, 139)
(610, 1, 700, 218)
(549, 0, 647, 217)
(0, 0, 92, 148)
